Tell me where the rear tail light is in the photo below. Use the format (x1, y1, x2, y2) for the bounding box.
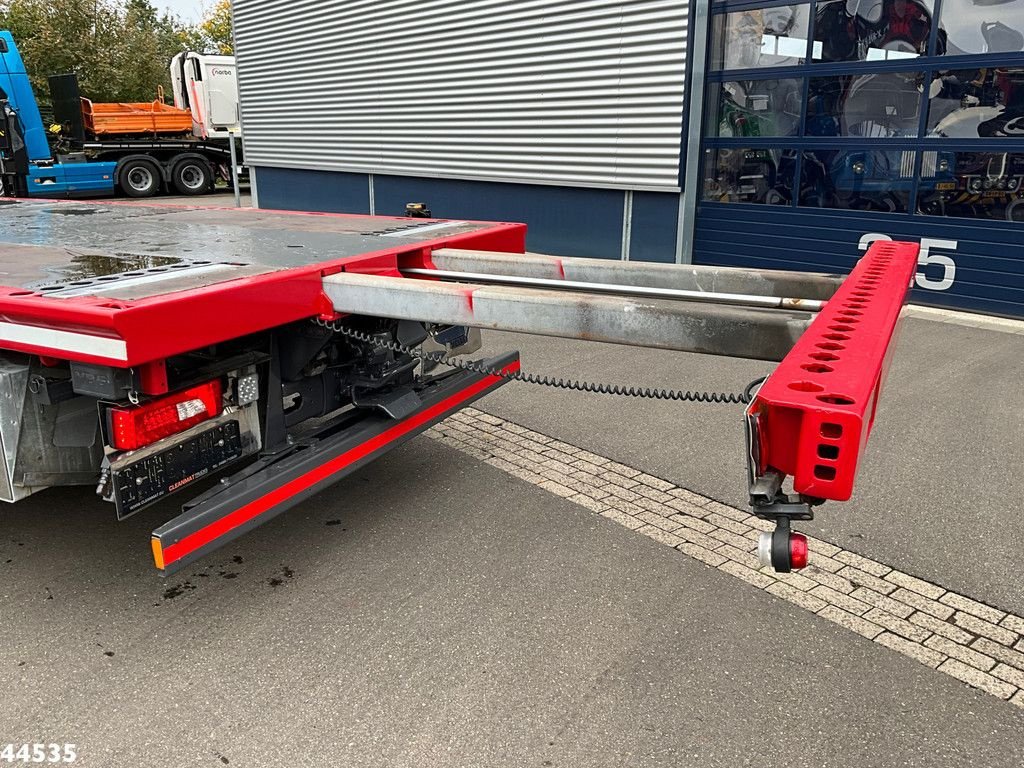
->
(110, 380, 223, 451)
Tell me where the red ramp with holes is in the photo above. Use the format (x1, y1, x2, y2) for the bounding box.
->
(747, 241, 920, 502)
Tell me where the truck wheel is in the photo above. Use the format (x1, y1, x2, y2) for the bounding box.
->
(119, 159, 160, 198)
(172, 159, 213, 196)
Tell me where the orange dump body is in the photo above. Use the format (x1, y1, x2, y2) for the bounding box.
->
(81, 98, 194, 137)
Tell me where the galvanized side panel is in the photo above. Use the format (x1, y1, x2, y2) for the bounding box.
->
(0, 358, 30, 502)
(233, 0, 689, 191)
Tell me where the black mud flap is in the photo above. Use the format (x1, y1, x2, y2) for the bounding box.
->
(150, 352, 520, 575)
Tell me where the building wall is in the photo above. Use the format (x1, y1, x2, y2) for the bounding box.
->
(234, 0, 695, 261)
(254, 166, 681, 262)
(234, 0, 691, 192)
(237, 0, 1024, 316)
(695, 203, 1024, 315)
(694, 0, 1024, 316)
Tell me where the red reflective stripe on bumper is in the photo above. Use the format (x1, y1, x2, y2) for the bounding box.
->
(160, 362, 519, 568)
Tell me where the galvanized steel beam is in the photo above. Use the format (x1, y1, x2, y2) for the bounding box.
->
(430, 248, 844, 302)
(400, 267, 825, 312)
(323, 272, 814, 362)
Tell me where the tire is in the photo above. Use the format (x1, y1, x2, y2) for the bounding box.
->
(171, 157, 213, 196)
(118, 159, 160, 198)
(1006, 198, 1024, 223)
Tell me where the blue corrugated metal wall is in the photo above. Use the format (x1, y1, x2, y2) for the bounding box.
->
(255, 167, 685, 262)
(694, 203, 1024, 316)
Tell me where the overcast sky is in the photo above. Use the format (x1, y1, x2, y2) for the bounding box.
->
(154, 0, 207, 22)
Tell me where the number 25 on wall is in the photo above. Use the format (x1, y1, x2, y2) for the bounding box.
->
(859, 234, 958, 292)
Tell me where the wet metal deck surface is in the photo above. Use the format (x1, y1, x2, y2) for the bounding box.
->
(0, 200, 492, 301)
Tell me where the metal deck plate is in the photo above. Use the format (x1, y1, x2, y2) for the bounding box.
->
(0, 200, 523, 367)
(0, 200, 493, 301)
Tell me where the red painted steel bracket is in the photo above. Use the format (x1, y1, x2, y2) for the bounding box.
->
(747, 240, 920, 504)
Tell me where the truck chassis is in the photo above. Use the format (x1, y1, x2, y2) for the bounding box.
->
(0, 200, 918, 576)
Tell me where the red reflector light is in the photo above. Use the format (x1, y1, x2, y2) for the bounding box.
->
(110, 380, 223, 451)
(790, 533, 809, 570)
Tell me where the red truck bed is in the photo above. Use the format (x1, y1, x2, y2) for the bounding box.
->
(0, 200, 526, 367)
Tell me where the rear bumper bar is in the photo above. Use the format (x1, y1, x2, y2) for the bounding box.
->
(151, 352, 520, 575)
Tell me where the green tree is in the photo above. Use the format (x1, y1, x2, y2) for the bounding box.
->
(119, 0, 184, 101)
(0, 0, 202, 103)
(198, 0, 232, 55)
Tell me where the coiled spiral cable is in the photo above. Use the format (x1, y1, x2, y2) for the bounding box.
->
(318, 319, 762, 406)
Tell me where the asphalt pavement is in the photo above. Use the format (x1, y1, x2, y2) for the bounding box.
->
(155, 188, 252, 207)
(1, 199, 1022, 763)
(1, 425, 1022, 766)
(477, 316, 1024, 617)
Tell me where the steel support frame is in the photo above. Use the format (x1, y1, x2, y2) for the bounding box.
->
(329, 239, 920, 510)
(149, 237, 915, 575)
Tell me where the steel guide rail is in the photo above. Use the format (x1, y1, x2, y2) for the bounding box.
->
(322, 271, 816, 363)
(330, 240, 920, 572)
(397, 267, 827, 312)
(427, 247, 845, 302)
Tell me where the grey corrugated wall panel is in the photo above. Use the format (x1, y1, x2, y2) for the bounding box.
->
(233, 0, 689, 192)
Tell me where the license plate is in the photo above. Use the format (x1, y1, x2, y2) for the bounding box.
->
(111, 420, 245, 519)
(935, 182, 956, 191)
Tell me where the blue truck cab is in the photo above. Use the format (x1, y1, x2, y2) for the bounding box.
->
(0, 31, 116, 197)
